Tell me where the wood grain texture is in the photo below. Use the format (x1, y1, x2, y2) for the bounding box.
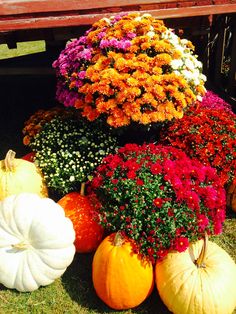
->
(0, 0, 191, 15)
(0, 1, 235, 31)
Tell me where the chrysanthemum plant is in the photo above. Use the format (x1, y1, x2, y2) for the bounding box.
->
(160, 102, 236, 187)
(198, 90, 233, 112)
(29, 114, 118, 197)
(22, 106, 75, 146)
(53, 12, 206, 129)
(89, 143, 226, 263)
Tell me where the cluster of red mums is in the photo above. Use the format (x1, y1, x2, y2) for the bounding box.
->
(90, 143, 226, 263)
(160, 95, 236, 187)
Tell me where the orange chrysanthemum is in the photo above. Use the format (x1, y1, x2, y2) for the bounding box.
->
(53, 12, 206, 128)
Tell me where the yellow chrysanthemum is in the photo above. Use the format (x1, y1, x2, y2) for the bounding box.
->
(139, 113, 151, 125)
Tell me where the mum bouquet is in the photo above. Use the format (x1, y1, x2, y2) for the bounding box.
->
(53, 12, 206, 128)
(22, 106, 75, 146)
(198, 90, 233, 112)
(160, 106, 236, 187)
(89, 143, 225, 263)
(29, 115, 118, 196)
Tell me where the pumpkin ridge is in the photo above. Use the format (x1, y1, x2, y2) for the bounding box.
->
(0, 210, 17, 241)
(161, 264, 198, 313)
(202, 254, 235, 314)
(201, 270, 218, 314)
(23, 252, 38, 291)
(12, 200, 34, 240)
(16, 252, 30, 291)
(185, 270, 202, 314)
(104, 240, 132, 307)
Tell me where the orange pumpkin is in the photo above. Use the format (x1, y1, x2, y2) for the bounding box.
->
(226, 183, 236, 212)
(22, 152, 35, 162)
(92, 232, 154, 310)
(58, 183, 104, 253)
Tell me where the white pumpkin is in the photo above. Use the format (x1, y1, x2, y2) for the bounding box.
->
(0, 193, 76, 292)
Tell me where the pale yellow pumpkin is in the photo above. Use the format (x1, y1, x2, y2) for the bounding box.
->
(0, 150, 47, 200)
(155, 236, 236, 314)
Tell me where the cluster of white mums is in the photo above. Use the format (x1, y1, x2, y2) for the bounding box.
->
(163, 28, 207, 100)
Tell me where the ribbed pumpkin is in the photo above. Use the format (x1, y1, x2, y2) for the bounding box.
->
(226, 183, 236, 212)
(92, 232, 154, 310)
(58, 183, 104, 253)
(0, 150, 47, 200)
(155, 235, 236, 314)
(0, 193, 75, 292)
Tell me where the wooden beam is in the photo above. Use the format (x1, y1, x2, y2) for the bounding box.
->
(0, 4, 236, 32)
(0, 0, 192, 15)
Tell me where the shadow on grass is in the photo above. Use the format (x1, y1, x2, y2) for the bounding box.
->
(61, 252, 171, 314)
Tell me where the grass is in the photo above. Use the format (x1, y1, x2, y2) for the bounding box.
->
(0, 41, 46, 60)
(0, 215, 235, 314)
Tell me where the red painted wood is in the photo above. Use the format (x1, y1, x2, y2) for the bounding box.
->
(0, 0, 195, 15)
(0, 1, 235, 32)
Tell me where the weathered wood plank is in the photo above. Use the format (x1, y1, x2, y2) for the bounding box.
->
(0, 4, 235, 32)
(0, 0, 199, 15)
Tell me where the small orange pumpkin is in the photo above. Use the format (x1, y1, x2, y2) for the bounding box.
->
(22, 152, 35, 162)
(58, 183, 104, 253)
(92, 232, 154, 310)
(226, 183, 236, 212)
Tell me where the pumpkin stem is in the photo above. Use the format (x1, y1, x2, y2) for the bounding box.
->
(4, 150, 16, 172)
(12, 241, 29, 250)
(113, 232, 124, 247)
(80, 182, 86, 196)
(195, 232, 208, 268)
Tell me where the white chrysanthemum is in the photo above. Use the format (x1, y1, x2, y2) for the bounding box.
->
(102, 17, 111, 24)
(170, 59, 184, 69)
(184, 59, 195, 71)
(29, 116, 118, 195)
(182, 69, 195, 81)
(142, 13, 152, 18)
(200, 73, 207, 81)
(161, 30, 179, 45)
(196, 95, 203, 101)
(147, 31, 155, 38)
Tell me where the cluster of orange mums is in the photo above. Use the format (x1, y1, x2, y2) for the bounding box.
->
(62, 13, 206, 127)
